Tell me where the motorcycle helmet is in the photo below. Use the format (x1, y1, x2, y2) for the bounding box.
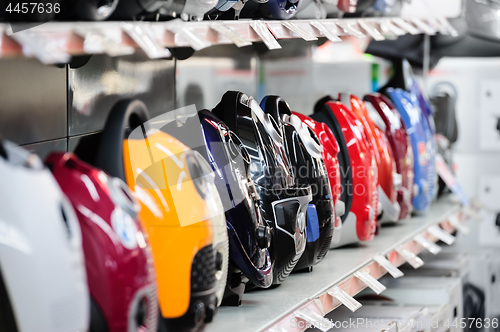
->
(337, 0, 358, 12)
(260, 96, 334, 271)
(74, 99, 224, 331)
(0, 139, 89, 332)
(157, 108, 271, 306)
(292, 112, 344, 244)
(62, 0, 119, 21)
(365, 93, 414, 220)
(312, 97, 378, 247)
(212, 91, 312, 285)
(239, 0, 301, 20)
(294, 0, 327, 19)
(384, 88, 432, 214)
(112, 0, 217, 21)
(45, 152, 157, 332)
(342, 93, 401, 223)
(412, 81, 438, 201)
(372, 0, 395, 12)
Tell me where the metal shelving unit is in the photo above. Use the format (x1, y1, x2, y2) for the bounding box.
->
(0, 15, 457, 64)
(206, 198, 466, 332)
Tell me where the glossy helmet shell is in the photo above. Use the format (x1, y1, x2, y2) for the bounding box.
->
(74, 99, 219, 331)
(337, 0, 357, 12)
(260, 96, 334, 270)
(197, 110, 273, 289)
(0, 140, 89, 332)
(293, 112, 344, 243)
(386, 88, 432, 213)
(344, 93, 400, 223)
(412, 81, 438, 200)
(312, 98, 378, 243)
(212, 91, 311, 285)
(45, 152, 157, 332)
(239, 0, 300, 19)
(365, 93, 414, 220)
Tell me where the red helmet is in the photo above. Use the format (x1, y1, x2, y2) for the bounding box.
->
(365, 93, 414, 219)
(312, 97, 378, 245)
(45, 152, 157, 332)
(340, 93, 401, 223)
(292, 111, 344, 244)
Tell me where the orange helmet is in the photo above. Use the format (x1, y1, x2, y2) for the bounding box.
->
(75, 99, 226, 331)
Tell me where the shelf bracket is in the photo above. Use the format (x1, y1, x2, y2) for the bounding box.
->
(310, 21, 342, 42)
(447, 214, 470, 235)
(413, 234, 442, 255)
(427, 224, 455, 245)
(293, 307, 333, 332)
(395, 246, 424, 269)
(327, 286, 362, 312)
(210, 22, 252, 48)
(249, 21, 281, 50)
(373, 254, 404, 278)
(354, 269, 386, 294)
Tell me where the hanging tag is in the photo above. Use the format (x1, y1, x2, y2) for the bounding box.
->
(437, 17, 459, 37)
(354, 270, 386, 294)
(210, 22, 252, 47)
(166, 24, 212, 51)
(395, 246, 424, 269)
(373, 254, 404, 278)
(10, 31, 70, 64)
(413, 234, 442, 255)
(410, 18, 437, 35)
(281, 21, 318, 41)
(428, 224, 455, 245)
(327, 286, 362, 312)
(357, 19, 385, 41)
(448, 214, 470, 235)
(392, 18, 420, 35)
(336, 21, 366, 38)
(75, 27, 135, 57)
(383, 19, 406, 36)
(294, 308, 333, 332)
(310, 20, 342, 42)
(122, 23, 171, 59)
(250, 21, 281, 50)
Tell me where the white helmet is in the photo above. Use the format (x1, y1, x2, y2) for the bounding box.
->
(0, 139, 89, 332)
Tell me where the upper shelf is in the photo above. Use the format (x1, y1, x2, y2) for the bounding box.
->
(0, 16, 457, 64)
(205, 198, 465, 332)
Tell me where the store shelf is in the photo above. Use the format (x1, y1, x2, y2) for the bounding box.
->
(206, 198, 463, 332)
(0, 16, 458, 64)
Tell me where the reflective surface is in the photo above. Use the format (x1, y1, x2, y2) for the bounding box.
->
(0, 59, 66, 145)
(69, 52, 175, 136)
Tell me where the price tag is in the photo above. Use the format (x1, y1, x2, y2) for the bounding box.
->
(354, 270, 386, 294)
(122, 23, 171, 59)
(380, 19, 406, 36)
(462, 206, 483, 222)
(10, 31, 70, 64)
(249, 21, 281, 50)
(327, 286, 362, 312)
(435, 154, 469, 206)
(357, 19, 385, 41)
(410, 18, 437, 35)
(210, 22, 252, 47)
(165, 23, 212, 51)
(428, 224, 455, 245)
(395, 246, 424, 269)
(336, 21, 366, 38)
(414, 234, 442, 255)
(75, 27, 135, 57)
(310, 20, 342, 42)
(448, 214, 470, 235)
(374, 254, 404, 278)
(392, 18, 420, 35)
(294, 308, 333, 332)
(281, 21, 317, 41)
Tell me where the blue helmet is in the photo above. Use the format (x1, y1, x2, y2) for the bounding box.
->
(386, 88, 433, 213)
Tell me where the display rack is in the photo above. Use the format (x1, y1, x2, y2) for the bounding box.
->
(0, 15, 457, 64)
(206, 198, 465, 332)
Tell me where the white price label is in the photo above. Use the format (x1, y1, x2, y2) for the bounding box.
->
(414, 234, 442, 255)
(428, 224, 455, 245)
(395, 246, 424, 269)
(374, 254, 404, 278)
(354, 270, 386, 294)
(327, 286, 362, 312)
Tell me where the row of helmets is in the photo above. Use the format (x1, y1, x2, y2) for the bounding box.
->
(0, 60, 438, 332)
(6, 0, 401, 23)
